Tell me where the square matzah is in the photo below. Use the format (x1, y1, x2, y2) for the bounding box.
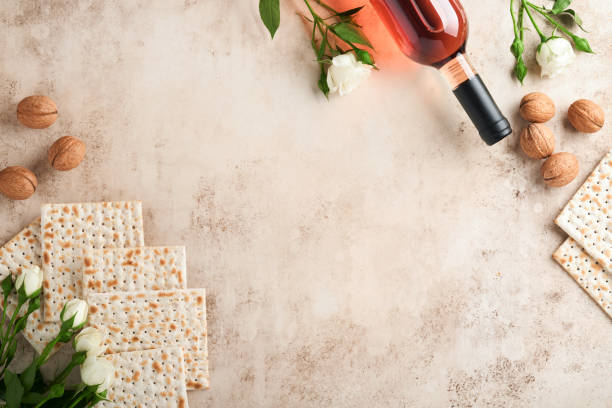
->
(83, 246, 187, 296)
(88, 289, 209, 390)
(555, 151, 612, 272)
(99, 347, 189, 408)
(553, 237, 612, 320)
(0, 219, 62, 355)
(0, 218, 41, 280)
(41, 201, 144, 322)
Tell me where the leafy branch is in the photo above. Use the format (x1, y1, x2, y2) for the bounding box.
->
(509, 0, 593, 82)
(259, 0, 375, 97)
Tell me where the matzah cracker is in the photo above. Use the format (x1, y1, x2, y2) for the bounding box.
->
(555, 151, 612, 272)
(88, 289, 209, 390)
(99, 347, 189, 408)
(41, 201, 144, 322)
(553, 237, 612, 320)
(0, 219, 62, 355)
(83, 246, 186, 296)
(0, 218, 41, 280)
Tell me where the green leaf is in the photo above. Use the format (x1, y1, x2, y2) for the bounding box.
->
(335, 5, 364, 22)
(1, 275, 13, 298)
(20, 364, 37, 391)
(557, 9, 587, 31)
(22, 391, 45, 404)
(515, 56, 527, 84)
(552, 0, 571, 14)
(5, 339, 17, 363)
(336, 6, 363, 17)
(355, 49, 375, 65)
(27, 295, 41, 313)
(573, 36, 593, 53)
(14, 314, 28, 333)
(91, 389, 110, 405)
(332, 23, 372, 48)
(4, 371, 24, 408)
(259, 0, 280, 39)
(318, 69, 330, 98)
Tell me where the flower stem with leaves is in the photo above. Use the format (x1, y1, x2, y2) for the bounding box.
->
(509, 0, 593, 82)
(0, 270, 109, 407)
(259, 0, 375, 97)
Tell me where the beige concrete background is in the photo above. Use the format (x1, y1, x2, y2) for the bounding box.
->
(1, 0, 611, 406)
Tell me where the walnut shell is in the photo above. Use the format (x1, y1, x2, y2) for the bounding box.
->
(568, 99, 604, 133)
(520, 124, 555, 159)
(17, 95, 58, 129)
(519, 92, 555, 123)
(541, 152, 579, 187)
(48, 136, 86, 171)
(0, 166, 38, 200)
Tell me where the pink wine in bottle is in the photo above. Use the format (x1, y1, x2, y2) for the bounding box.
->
(370, 0, 512, 145)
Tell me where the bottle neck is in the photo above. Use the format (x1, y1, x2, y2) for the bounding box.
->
(437, 52, 512, 145)
(438, 52, 477, 90)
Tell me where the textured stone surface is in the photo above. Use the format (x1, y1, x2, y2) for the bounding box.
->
(1, 0, 611, 406)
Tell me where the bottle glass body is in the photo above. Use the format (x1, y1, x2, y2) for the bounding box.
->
(370, 0, 512, 145)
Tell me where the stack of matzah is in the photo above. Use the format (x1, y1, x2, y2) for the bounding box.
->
(553, 151, 612, 320)
(0, 201, 209, 407)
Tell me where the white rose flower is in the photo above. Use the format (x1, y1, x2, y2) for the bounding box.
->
(15, 265, 43, 297)
(326, 53, 372, 96)
(536, 37, 575, 78)
(74, 327, 105, 357)
(80, 356, 115, 392)
(61, 299, 88, 328)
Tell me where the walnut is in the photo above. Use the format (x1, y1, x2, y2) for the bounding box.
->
(568, 99, 605, 133)
(541, 152, 579, 187)
(519, 92, 555, 123)
(48, 136, 86, 171)
(520, 124, 555, 159)
(0, 166, 38, 200)
(17, 95, 58, 129)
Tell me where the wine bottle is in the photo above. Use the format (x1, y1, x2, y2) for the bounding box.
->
(370, 0, 512, 145)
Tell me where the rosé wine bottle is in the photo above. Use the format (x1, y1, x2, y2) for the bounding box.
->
(370, 0, 512, 145)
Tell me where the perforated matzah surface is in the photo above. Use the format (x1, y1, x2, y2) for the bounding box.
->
(41, 201, 144, 322)
(98, 347, 189, 408)
(88, 289, 209, 390)
(555, 151, 612, 272)
(83, 246, 186, 296)
(553, 237, 612, 320)
(0, 218, 41, 280)
(0, 219, 62, 355)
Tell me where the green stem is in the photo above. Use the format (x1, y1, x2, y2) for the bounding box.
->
(521, 0, 547, 42)
(0, 331, 19, 366)
(36, 336, 61, 367)
(66, 389, 91, 408)
(313, 0, 339, 15)
(510, 0, 519, 38)
(34, 398, 50, 408)
(0, 296, 9, 339)
(518, 2, 525, 40)
(0, 298, 24, 364)
(51, 354, 83, 387)
(527, 2, 576, 38)
(303, 0, 320, 20)
(315, 20, 334, 52)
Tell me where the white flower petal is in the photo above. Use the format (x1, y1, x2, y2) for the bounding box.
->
(326, 53, 371, 96)
(81, 356, 115, 392)
(536, 38, 575, 78)
(62, 299, 89, 328)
